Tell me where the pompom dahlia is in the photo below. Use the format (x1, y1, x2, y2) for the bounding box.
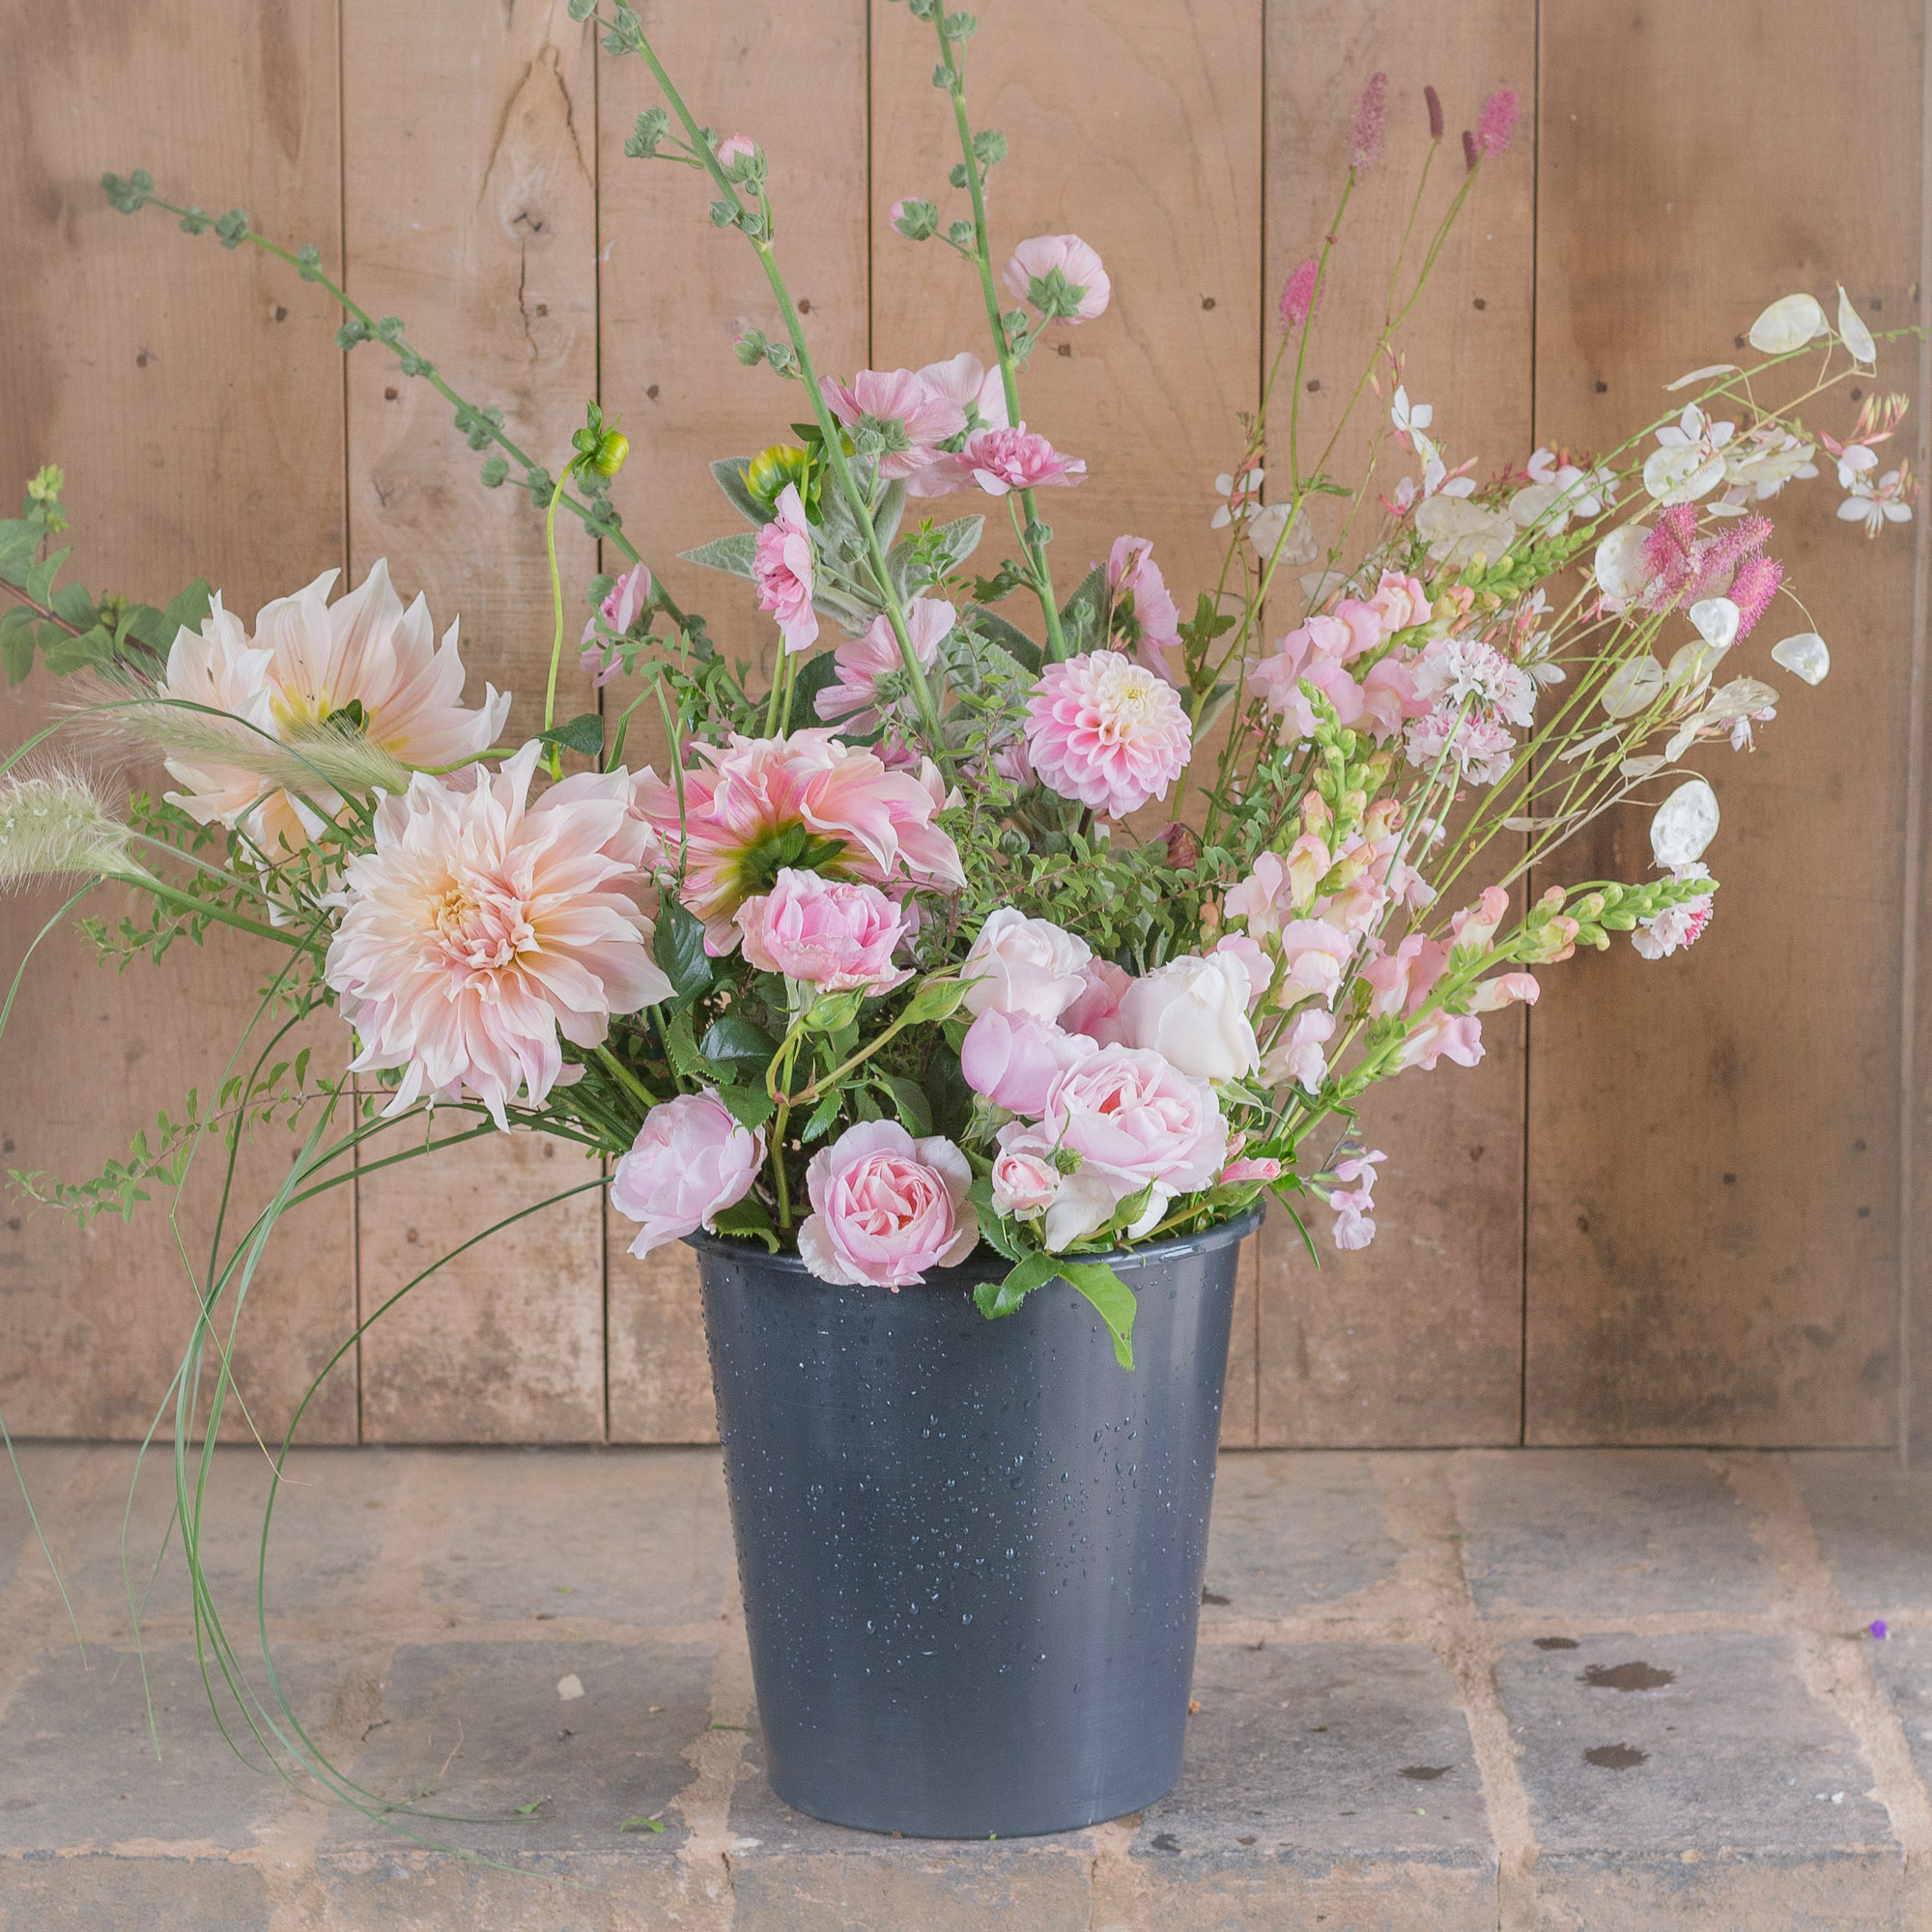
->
(1023, 649, 1191, 818)
(636, 730, 966, 952)
(325, 742, 672, 1128)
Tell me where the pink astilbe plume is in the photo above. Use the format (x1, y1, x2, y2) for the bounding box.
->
(1725, 553, 1784, 639)
(1279, 256, 1320, 332)
(1349, 72, 1389, 169)
(1475, 88, 1519, 156)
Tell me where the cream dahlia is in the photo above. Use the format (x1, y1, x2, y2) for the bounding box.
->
(1022, 649, 1191, 818)
(325, 742, 672, 1128)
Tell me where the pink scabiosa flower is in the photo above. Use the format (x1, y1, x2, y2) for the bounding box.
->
(324, 742, 672, 1129)
(1278, 256, 1320, 332)
(798, 1121, 980, 1287)
(1004, 234, 1111, 322)
(635, 731, 965, 952)
(753, 484, 818, 653)
(1107, 536, 1183, 683)
(610, 1091, 765, 1259)
(1349, 71, 1389, 169)
(580, 562, 652, 688)
(964, 425, 1087, 497)
(1024, 649, 1191, 818)
(733, 867, 912, 993)
(815, 596, 953, 732)
(1475, 87, 1519, 157)
(820, 367, 967, 482)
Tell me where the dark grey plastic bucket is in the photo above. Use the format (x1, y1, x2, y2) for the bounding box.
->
(689, 1203, 1262, 1839)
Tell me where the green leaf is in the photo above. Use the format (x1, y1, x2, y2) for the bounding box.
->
(620, 1815, 668, 1833)
(974, 1249, 1059, 1321)
(800, 1090, 842, 1143)
(967, 1175, 1024, 1262)
(782, 648, 845, 734)
(679, 531, 759, 581)
(875, 1072, 931, 1137)
(23, 548, 71, 608)
(711, 1196, 779, 1252)
(898, 975, 970, 1025)
(514, 1796, 550, 1816)
(887, 513, 982, 600)
(0, 522, 38, 587)
(715, 1082, 776, 1131)
(699, 1013, 780, 1072)
(0, 607, 35, 685)
(654, 900, 715, 1000)
(1058, 563, 1109, 653)
(538, 711, 604, 757)
(969, 608, 1041, 675)
(162, 579, 213, 639)
(1057, 1259, 1137, 1370)
(710, 457, 773, 527)
(49, 580, 95, 630)
(872, 477, 908, 552)
(665, 1009, 707, 1081)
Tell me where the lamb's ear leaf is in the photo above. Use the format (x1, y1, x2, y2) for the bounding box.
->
(711, 458, 773, 527)
(1058, 563, 1110, 654)
(679, 532, 759, 580)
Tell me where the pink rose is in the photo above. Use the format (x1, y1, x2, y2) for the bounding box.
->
(990, 1123, 1062, 1220)
(961, 1009, 1097, 1116)
(611, 1092, 765, 1259)
(1004, 234, 1111, 322)
(1061, 958, 1132, 1040)
(733, 867, 910, 993)
(1220, 1156, 1282, 1186)
(798, 1121, 979, 1287)
(1115, 953, 1260, 1081)
(753, 484, 818, 653)
(962, 908, 1093, 1020)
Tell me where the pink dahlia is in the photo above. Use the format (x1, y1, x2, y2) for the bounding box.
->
(324, 742, 673, 1129)
(635, 730, 965, 952)
(820, 367, 967, 482)
(1004, 234, 1111, 323)
(733, 867, 911, 993)
(815, 596, 953, 732)
(1107, 536, 1182, 683)
(964, 425, 1087, 497)
(753, 484, 818, 654)
(1024, 650, 1191, 818)
(580, 562, 652, 688)
(798, 1121, 980, 1287)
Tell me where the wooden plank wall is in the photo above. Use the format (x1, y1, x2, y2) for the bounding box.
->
(0, 0, 1924, 1451)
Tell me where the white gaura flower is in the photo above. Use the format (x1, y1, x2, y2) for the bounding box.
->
(1523, 447, 1617, 519)
(1721, 424, 1817, 502)
(1642, 405, 1734, 505)
(1210, 466, 1264, 530)
(1838, 468, 1915, 536)
(1390, 385, 1433, 440)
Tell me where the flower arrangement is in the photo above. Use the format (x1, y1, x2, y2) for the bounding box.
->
(2, 0, 1915, 1394)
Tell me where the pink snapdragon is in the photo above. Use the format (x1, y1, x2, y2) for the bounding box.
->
(816, 596, 953, 731)
(580, 562, 652, 688)
(753, 484, 818, 653)
(733, 867, 911, 993)
(1279, 256, 1320, 332)
(1107, 536, 1183, 682)
(1263, 1007, 1336, 1093)
(820, 367, 968, 481)
(1277, 919, 1356, 1007)
(1327, 1149, 1387, 1250)
(610, 1091, 765, 1258)
(1452, 885, 1513, 954)
(1362, 932, 1450, 1018)
(798, 1121, 980, 1287)
(960, 1008, 1097, 1115)
(965, 425, 1087, 497)
(1392, 1011, 1485, 1071)
(1004, 234, 1111, 322)
(1468, 971, 1541, 1011)
(1369, 568, 1433, 635)
(1024, 649, 1191, 818)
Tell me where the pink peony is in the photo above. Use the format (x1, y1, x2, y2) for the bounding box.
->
(611, 1091, 765, 1258)
(753, 484, 818, 653)
(820, 367, 967, 481)
(1279, 256, 1319, 331)
(1115, 953, 1260, 1082)
(798, 1121, 979, 1287)
(960, 1008, 1097, 1115)
(990, 1125, 1063, 1220)
(1392, 1011, 1485, 1071)
(1024, 649, 1192, 818)
(961, 908, 1092, 1020)
(964, 425, 1087, 497)
(1107, 536, 1183, 683)
(733, 867, 911, 993)
(580, 562, 652, 688)
(1004, 234, 1111, 322)
(324, 742, 672, 1129)
(815, 596, 952, 732)
(636, 731, 965, 952)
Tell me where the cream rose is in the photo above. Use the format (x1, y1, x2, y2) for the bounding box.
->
(1114, 953, 1261, 1082)
(961, 908, 1093, 1020)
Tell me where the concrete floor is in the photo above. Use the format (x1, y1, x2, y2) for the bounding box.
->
(0, 1445, 1928, 1930)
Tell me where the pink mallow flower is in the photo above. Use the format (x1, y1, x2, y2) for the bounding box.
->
(1108, 536, 1183, 683)
(324, 741, 673, 1130)
(636, 731, 965, 952)
(965, 425, 1087, 497)
(1004, 234, 1111, 322)
(961, 1009, 1097, 1116)
(733, 867, 911, 994)
(580, 562, 652, 688)
(816, 596, 952, 732)
(1024, 649, 1192, 818)
(821, 367, 967, 482)
(798, 1121, 980, 1287)
(610, 1091, 765, 1258)
(715, 133, 758, 169)
(753, 484, 818, 653)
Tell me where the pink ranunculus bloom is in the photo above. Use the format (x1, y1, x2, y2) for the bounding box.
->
(1391, 1010, 1485, 1072)
(753, 483, 818, 653)
(635, 731, 966, 953)
(1211, 934, 1274, 1010)
(820, 367, 968, 481)
(324, 742, 673, 1130)
(1368, 568, 1433, 637)
(1452, 885, 1513, 954)
(1061, 957, 1133, 1040)
(1262, 1006, 1336, 1093)
(1278, 919, 1356, 1008)
(797, 1121, 980, 1287)
(1362, 932, 1450, 1019)
(1024, 649, 1191, 818)
(961, 907, 1093, 1020)
(1220, 1155, 1282, 1186)
(960, 1009, 1097, 1116)
(1004, 234, 1111, 322)
(1115, 953, 1260, 1082)
(1107, 536, 1183, 684)
(990, 1124, 1063, 1221)
(610, 1091, 766, 1258)
(815, 596, 953, 732)
(580, 562, 653, 688)
(733, 867, 911, 993)
(965, 424, 1087, 497)
(1467, 970, 1540, 1012)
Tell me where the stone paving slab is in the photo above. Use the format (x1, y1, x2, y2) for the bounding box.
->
(0, 1445, 1926, 1930)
